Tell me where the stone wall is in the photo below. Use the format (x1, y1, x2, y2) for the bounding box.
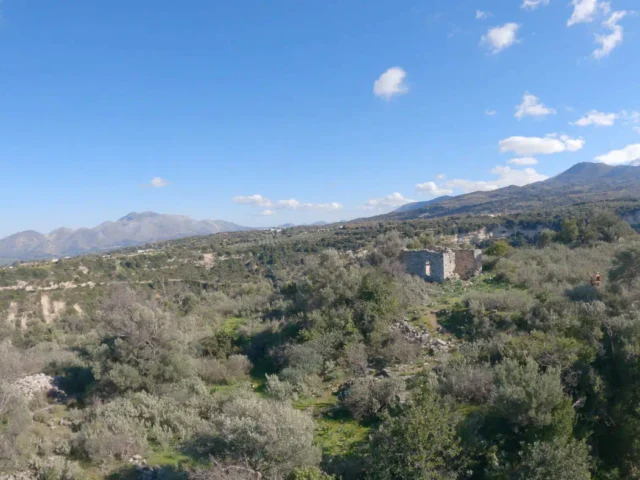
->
(402, 248, 482, 283)
(453, 249, 483, 279)
(401, 250, 447, 283)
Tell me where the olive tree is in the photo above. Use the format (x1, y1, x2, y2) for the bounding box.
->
(209, 395, 321, 479)
(368, 389, 463, 480)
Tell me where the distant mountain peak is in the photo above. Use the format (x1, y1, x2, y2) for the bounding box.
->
(366, 162, 640, 222)
(119, 211, 161, 222)
(0, 213, 250, 261)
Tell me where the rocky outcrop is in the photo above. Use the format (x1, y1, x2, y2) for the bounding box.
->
(391, 319, 431, 346)
(11, 374, 59, 400)
(0, 473, 34, 480)
(390, 319, 453, 353)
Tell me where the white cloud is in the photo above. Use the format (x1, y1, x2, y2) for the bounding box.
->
(485, 109, 497, 116)
(634, 126, 640, 134)
(481, 23, 521, 54)
(232, 194, 273, 208)
(595, 144, 640, 165)
(499, 134, 585, 155)
(149, 177, 170, 188)
(416, 181, 454, 196)
(522, 0, 550, 10)
(515, 93, 556, 119)
(568, 0, 604, 26)
(499, 133, 584, 156)
(260, 210, 275, 216)
(508, 157, 538, 165)
(233, 195, 342, 211)
(572, 110, 618, 126)
(436, 174, 446, 180)
(441, 166, 548, 193)
(476, 10, 490, 20)
(373, 67, 408, 100)
(593, 11, 627, 59)
(362, 192, 415, 210)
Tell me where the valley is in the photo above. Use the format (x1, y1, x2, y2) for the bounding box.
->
(1, 204, 640, 479)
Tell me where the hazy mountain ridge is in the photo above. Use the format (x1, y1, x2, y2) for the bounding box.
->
(0, 212, 249, 261)
(376, 163, 640, 221)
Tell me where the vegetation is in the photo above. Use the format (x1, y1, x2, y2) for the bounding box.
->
(2, 210, 640, 478)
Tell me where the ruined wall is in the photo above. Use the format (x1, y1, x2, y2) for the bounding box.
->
(402, 248, 482, 283)
(401, 250, 447, 283)
(453, 249, 483, 279)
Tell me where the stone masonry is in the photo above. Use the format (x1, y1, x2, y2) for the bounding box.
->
(401, 248, 482, 283)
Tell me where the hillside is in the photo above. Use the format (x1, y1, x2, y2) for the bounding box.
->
(375, 162, 640, 221)
(0, 212, 249, 261)
(1, 211, 639, 479)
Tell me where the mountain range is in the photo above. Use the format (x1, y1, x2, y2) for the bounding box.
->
(5, 162, 640, 263)
(378, 162, 640, 221)
(0, 212, 249, 262)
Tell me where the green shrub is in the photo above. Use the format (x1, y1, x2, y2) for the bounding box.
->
(288, 467, 336, 480)
(340, 376, 406, 421)
(487, 437, 592, 479)
(368, 389, 463, 479)
(490, 358, 573, 441)
(265, 374, 297, 401)
(30, 457, 84, 480)
(76, 392, 207, 463)
(204, 395, 321, 478)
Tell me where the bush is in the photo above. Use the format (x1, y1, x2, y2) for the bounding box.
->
(0, 390, 31, 469)
(288, 467, 336, 479)
(75, 411, 148, 463)
(490, 358, 573, 441)
(197, 355, 252, 384)
(203, 395, 321, 478)
(344, 343, 368, 377)
(91, 289, 195, 395)
(377, 330, 422, 366)
(439, 362, 495, 404)
(488, 437, 592, 479)
(368, 389, 463, 479)
(265, 374, 297, 401)
(196, 358, 228, 384)
(76, 392, 207, 462)
(494, 244, 614, 296)
(340, 376, 406, 421)
(486, 240, 511, 258)
(225, 355, 252, 380)
(30, 457, 84, 480)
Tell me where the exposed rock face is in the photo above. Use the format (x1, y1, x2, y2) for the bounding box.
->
(390, 319, 453, 353)
(40, 295, 65, 324)
(401, 248, 482, 283)
(391, 319, 431, 346)
(11, 373, 58, 400)
(0, 472, 35, 480)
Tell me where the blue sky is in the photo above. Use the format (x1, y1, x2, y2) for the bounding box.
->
(1, 0, 639, 237)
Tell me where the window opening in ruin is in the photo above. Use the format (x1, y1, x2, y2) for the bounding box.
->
(425, 261, 431, 277)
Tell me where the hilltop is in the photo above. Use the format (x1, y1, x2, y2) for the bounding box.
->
(0, 212, 249, 262)
(371, 162, 640, 221)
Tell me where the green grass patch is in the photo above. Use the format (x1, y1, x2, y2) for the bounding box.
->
(314, 416, 369, 457)
(220, 316, 248, 336)
(146, 446, 194, 468)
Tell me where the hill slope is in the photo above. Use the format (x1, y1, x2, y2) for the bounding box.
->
(375, 162, 640, 221)
(0, 212, 249, 261)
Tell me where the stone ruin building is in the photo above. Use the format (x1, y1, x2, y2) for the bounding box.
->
(401, 248, 482, 283)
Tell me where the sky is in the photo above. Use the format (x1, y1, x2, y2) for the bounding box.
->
(0, 0, 639, 237)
